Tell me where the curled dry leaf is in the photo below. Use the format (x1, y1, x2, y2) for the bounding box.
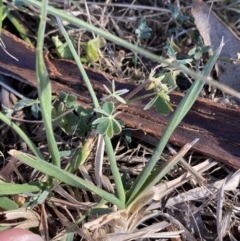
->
(0, 208, 40, 229)
(192, 0, 240, 101)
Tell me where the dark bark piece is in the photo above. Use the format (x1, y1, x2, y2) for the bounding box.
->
(0, 29, 240, 168)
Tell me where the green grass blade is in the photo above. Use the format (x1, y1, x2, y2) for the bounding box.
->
(4, 8, 32, 45)
(0, 197, 19, 210)
(126, 40, 224, 205)
(0, 182, 43, 195)
(9, 150, 125, 209)
(36, 0, 60, 167)
(0, 112, 43, 159)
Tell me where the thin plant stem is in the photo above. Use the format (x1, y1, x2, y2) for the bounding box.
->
(104, 135, 125, 204)
(36, 0, 60, 167)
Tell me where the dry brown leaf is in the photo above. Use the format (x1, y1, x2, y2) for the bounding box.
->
(40, 204, 49, 241)
(0, 208, 40, 229)
(83, 210, 126, 231)
(0, 208, 40, 221)
(14, 220, 40, 229)
(13, 194, 26, 207)
(192, 0, 240, 100)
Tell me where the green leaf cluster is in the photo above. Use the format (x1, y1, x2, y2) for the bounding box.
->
(135, 17, 152, 40)
(52, 91, 93, 137)
(168, 3, 190, 22)
(188, 37, 211, 60)
(144, 68, 174, 115)
(52, 35, 106, 63)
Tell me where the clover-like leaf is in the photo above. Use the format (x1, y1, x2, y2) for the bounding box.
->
(86, 42, 99, 63)
(89, 36, 106, 49)
(168, 38, 181, 53)
(31, 103, 40, 118)
(168, 3, 179, 19)
(92, 117, 107, 125)
(177, 58, 193, 66)
(96, 118, 110, 135)
(106, 123, 114, 138)
(155, 92, 173, 116)
(188, 47, 197, 56)
(58, 91, 77, 108)
(94, 102, 114, 116)
(93, 101, 122, 138)
(14, 98, 40, 111)
(167, 44, 176, 59)
(52, 94, 93, 137)
(12, 98, 41, 118)
(112, 119, 122, 135)
(147, 75, 165, 91)
(102, 101, 114, 115)
(202, 45, 211, 53)
(162, 70, 178, 88)
(144, 92, 173, 116)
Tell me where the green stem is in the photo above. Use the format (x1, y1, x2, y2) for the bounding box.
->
(126, 92, 155, 104)
(104, 135, 125, 204)
(56, 17, 99, 109)
(36, 0, 60, 167)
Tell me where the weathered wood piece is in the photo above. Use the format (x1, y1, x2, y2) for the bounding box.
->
(0, 30, 239, 168)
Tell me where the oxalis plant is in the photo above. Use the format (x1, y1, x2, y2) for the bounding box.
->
(0, 0, 224, 231)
